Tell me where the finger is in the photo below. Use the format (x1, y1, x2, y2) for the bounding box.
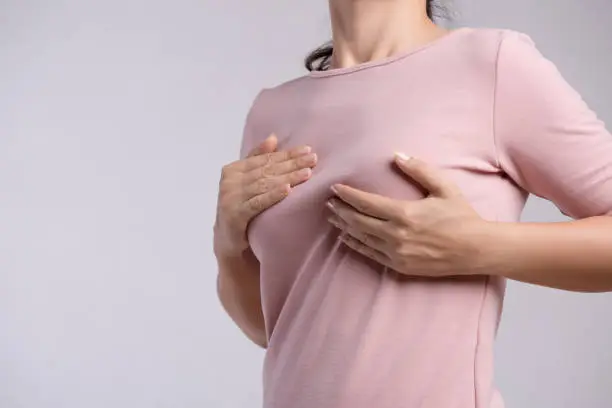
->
(328, 214, 387, 253)
(339, 232, 392, 268)
(241, 184, 291, 220)
(331, 184, 401, 221)
(240, 145, 313, 172)
(243, 168, 312, 199)
(247, 134, 277, 158)
(243, 152, 317, 183)
(327, 198, 391, 239)
(394, 153, 461, 198)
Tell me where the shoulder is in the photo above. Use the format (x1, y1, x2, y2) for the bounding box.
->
(254, 75, 311, 110)
(249, 71, 309, 105)
(459, 27, 535, 46)
(245, 74, 312, 135)
(242, 75, 311, 152)
(456, 27, 560, 92)
(452, 27, 540, 64)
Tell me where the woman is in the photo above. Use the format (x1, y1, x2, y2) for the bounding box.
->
(214, 1, 612, 407)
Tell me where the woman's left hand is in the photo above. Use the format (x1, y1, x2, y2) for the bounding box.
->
(327, 154, 492, 277)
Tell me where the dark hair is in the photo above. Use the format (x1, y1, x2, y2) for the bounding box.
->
(305, 0, 441, 71)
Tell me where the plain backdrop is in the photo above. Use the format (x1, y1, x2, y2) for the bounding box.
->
(1, 0, 611, 407)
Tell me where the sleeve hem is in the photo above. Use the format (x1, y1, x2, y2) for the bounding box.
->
(491, 30, 506, 172)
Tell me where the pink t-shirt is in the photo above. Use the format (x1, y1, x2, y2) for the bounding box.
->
(239, 28, 612, 408)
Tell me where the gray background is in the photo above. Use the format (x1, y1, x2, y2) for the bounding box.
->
(1, 0, 611, 407)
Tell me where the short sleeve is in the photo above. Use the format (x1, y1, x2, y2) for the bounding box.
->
(494, 31, 612, 218)
(239, 89, 269, 159)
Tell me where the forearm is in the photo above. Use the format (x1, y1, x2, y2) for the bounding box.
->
(216, 249, 267, 348)
(482, 216, 612, 292)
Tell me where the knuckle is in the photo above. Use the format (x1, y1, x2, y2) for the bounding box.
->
(393, 226, 409, 241)
(249, 196, 264, 213)
(286, 171, 299, 184)
(218, 180, 230, 194)
(281, 151, 292, 162)
(399, 206, 414, 222)
(256, 177, 270, 193)
(271, 162, 286, 176)
(261, 163, 275, 177)
(219, 186, 236, 203)
(220, 164, 232, 178)
(264, 152, 274, 165)
(294, 157, 307, 169)
(396, 243, 410, 256)
(252, 166, 265, 180)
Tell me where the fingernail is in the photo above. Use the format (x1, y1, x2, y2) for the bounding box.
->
(394, 152, 412, 162)
(296, 145, 311, 155)
(304, 153, 317, 164)
(326, 200, 335, 211)
(298, 168, 311, 178)
(330, 184, 339, 194)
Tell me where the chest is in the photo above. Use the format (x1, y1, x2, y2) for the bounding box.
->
(248, 90, 498, 261)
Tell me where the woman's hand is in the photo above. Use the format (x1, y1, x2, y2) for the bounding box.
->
(327, 154, 490, 277)
(214, 134, 317, 258)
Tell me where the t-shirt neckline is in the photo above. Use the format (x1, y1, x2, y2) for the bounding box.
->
(308, 27, 471, 78)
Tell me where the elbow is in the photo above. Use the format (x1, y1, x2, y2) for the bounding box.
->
(241, 325, 268, 349)
(249, 333, 268, 349)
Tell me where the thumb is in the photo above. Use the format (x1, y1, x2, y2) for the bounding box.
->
(394, 152, 461, 198)
(247, 134, 278, 157)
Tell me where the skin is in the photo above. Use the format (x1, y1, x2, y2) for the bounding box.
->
(328, 0, 446, 70)
(216, 0, 612, 348)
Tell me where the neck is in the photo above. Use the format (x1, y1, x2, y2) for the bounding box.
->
(328, 0, 446, 69)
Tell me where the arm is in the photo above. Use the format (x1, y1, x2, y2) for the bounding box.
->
(328, 32, 612, 292)
(327, 156, 612, 293)
(217, 249, 267, 348)
(490, 31, 612, 292)
(214, 90, 318, 347)
(215, 91, 270, 349)
(483, 217, 612, 292)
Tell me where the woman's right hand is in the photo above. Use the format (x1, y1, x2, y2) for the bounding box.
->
(213, 134, 318, 259)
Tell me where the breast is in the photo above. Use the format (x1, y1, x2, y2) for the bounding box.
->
(248, 73, 506, 267)
(248, 124, 516, 270)
(247, 134, 431, 265)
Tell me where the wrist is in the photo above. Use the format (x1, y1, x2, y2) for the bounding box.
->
(468, 220, 515, 277)
(215, 245, 259, 278)
(214, 246, 243, 263)
(215, 248, 248, 271)
(213, 234, 248, 262)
